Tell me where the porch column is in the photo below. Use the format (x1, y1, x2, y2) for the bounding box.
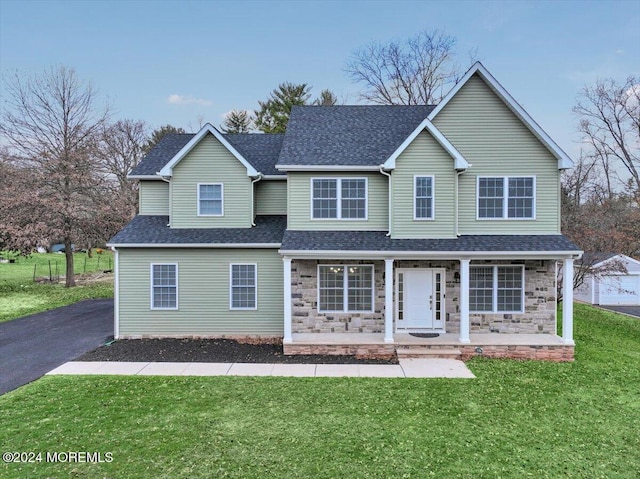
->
(283, 257, 292, 344)
(562, 258, 575, 345)
(384, 258, 394, 344)
(459, 258, 471, 344)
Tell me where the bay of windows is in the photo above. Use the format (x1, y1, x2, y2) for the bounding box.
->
(312, 178, 367, 219)
(478, 177, 534, 219)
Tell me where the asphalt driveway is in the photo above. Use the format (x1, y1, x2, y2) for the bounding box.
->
(598, 305, 640, 318)
(0, 299, 113, 395)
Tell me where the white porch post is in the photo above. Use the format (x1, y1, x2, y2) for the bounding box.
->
(283, 257, 292, 344)
(459, 258, 471, 344)
(384, 258, 394, 344)
(562, 258, 575, 345)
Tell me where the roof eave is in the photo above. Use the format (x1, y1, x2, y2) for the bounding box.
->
(278, 249, 583, 260)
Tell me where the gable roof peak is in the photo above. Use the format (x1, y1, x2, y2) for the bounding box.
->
(429, 62, 574, 170)
(157, 123, 258, 177)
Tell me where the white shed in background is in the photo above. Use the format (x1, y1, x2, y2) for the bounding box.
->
(575, 254, 640, 306)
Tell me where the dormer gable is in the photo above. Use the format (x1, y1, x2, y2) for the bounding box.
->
(158, 123, 258, 178)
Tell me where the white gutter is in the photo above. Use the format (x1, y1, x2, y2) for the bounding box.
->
(277, 249, 583, 260)
(379, 165, 392, 237)
(107, 243, 282, 248)
(250, 173, 263, 226)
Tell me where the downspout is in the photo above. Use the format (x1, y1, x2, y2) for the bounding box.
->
(161, 176, 171, 227)
(379, 165, 392, 236)
(251, 173, 263, 227)
(455, 169, 465, 237)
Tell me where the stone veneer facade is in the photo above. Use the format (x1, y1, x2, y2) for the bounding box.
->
(290, 259, 558, 335)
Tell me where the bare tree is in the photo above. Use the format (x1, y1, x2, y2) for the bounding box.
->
(98, 119, 148, 218)
(345, 29, 474, 105)
(0, 66, 110, 287)
(574, 76, 640, 197)
(220, 110, 253, 133)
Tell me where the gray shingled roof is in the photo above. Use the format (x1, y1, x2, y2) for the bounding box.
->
(130, 133, 285, 177)
(130, 134, 194, 176)
(109, 215, 286, 245)
(276, 105, 434, 167)
(225, 133, 284, 176)
(280, 230, 581, 253)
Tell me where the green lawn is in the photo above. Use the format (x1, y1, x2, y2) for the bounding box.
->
(0, 252, 114, 323)
(0, 251, 114, 283)
(1, 304, 638, 478)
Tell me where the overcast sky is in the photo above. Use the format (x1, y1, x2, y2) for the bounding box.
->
(1, 0, 639, 160)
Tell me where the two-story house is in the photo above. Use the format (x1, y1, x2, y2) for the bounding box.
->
(109, 63, 582, 361)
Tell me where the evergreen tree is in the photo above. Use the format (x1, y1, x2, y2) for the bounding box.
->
(220, 110, 253, 133)
(314, 89, 338, 106)
(254, 82, 311, 133)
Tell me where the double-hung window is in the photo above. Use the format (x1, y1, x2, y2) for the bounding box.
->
(318, 265, 374, 312)
(469, 265, 524, 313)
(311, 178, 367, 219)
(414, 175, 435, 220)
(151, 264, 178, 310)
(478, 177, 535, 219)
(198, 183, 223, 216)
(230, 264, 257, 310)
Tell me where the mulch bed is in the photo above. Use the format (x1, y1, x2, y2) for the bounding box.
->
(77, 338, 398, 364)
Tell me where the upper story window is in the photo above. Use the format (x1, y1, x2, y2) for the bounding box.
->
(311, 178, 367, 220)
(198, 183, 223, 216)
(414, 175, 435, 220)
(477, 177, 535, 219)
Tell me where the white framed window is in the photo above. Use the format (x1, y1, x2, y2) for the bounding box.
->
(230, 264, 257, 310)
(469, 265, 524, 313)
(311, 178, 367, 220)
(477, 177, 535, 219)
(414, 175, 435, 220)
(150, 264, 178, 310)
(198, 183, 223, 216)
(318, 264, 374, 313)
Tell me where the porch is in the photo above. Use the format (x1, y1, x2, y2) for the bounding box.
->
(285, 332, 575, 361)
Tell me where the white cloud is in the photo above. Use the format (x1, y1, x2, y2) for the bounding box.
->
(167, 94, 212, 106)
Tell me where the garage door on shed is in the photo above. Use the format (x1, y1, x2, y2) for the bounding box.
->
(599, 275, 640, 305)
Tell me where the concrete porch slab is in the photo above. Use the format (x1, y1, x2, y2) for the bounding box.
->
(399, 358, 476, 378)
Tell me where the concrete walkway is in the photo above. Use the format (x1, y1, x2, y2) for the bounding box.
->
(47, 359, 476, 379)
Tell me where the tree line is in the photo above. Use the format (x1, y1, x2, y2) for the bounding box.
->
(1, 30, 637, 288)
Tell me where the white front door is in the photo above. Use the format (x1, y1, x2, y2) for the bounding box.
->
(396, 268, 445, 330)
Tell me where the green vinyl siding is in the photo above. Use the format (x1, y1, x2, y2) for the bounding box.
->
(117, 248, 283, 336)
(391, 131, 456, 238)
(255, 180, 287, 215)
(432, 73, 561, 234)
(139, 181, 169, 216)
(171, 133, 252, 228)
(287, 172, 388, 230)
